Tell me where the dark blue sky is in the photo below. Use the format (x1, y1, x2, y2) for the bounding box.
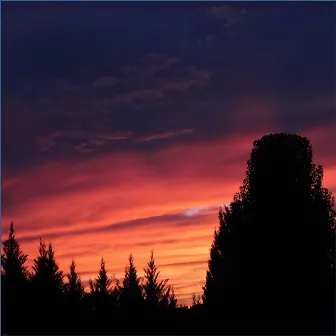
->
(3, 2, 335, 174)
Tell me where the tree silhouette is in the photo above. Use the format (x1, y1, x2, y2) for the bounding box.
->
(168, 287, 177, 308)
(89, 257, 112, 295)
(143, 250, 171, 309)
(1, 222, 29, 332)
(89, 257, 114, 318)
(119, 253, 144, 310)
(63, 260, 86, 331)
(192, 293, 201, 307)
(204, 133, 336, 333)
(65, 259, 85, 300)
(203, 204, 243, 321)
(30, 239, 64, 331)
(159, 284, 177, 309)
(32, 239, 64, 295)
(1, 222, 28, 283)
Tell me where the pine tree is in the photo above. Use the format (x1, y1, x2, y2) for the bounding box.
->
(89, 257, 113, 313)
(1, 222, 28, 285)
(143, 250, 170, 309)
(65, 260, 85, 301)
(31, 239, 64, 299)
(63, 260, 86, 331)
(90, 257, 112, 295)
(120, 254, 144, 310)
(30, 239, 64, 332)
(1, 222, 29, 333)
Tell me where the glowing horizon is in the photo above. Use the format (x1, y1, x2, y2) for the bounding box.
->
(2, 126, 336, 306)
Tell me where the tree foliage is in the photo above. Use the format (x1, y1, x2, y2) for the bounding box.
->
(1, 222, 28, 285)
(65, 259, 85, 300)
(204, 133, 336, 325)
(143, 250, 173, 309)
(119, 254, 144, 310)
(31, 239, 64, 298)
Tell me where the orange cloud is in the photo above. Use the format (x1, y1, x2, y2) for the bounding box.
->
(2, 124, 335, 306)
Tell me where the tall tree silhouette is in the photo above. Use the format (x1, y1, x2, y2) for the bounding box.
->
(203, 204, 243, 321)
(143, 250, 171, 309)
(31, 239, 64, 331)
(65, 259, 85, 300)
(32, 239, 64, 295)
(204, 133, 336, 333)
(63, 260, 85, 331)
(119, 254, 144, 310)
(1, 222, 29, 332)
(1, 222, 28, 283)
(89, 257, 114, 314)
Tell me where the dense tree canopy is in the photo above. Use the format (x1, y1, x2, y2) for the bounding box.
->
(204, 133, 336, 332)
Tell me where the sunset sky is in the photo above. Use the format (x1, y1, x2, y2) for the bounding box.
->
(2, 2, 335, 306)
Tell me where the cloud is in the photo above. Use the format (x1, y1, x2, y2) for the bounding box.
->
(135, 129, 194, 143)
(207, 4, 247, 31)
(38, 128, 194, 152)
(183, 206, 212, 217)
(93, 76, 119, 88)
(18, 210, 215, 244)
(105, 53, 212, 107)
(38, 130, 132, 152)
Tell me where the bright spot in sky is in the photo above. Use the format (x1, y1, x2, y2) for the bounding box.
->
(183, 203, 230, 217)
(183, 206, 211, 217)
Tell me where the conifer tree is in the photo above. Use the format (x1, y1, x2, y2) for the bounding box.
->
(90, 257, 112, 295)
(89, 257, 113, 313)
(143, 250, 170, 309)
(1, 222, 29, 332)
(120, 254, 144, 310)
(30, 239, 64, 331)
(1, 222, 28, 285)
(63, 260, 85, 330)
(65, 260, 85, 301)
(31, 239, 64, 298)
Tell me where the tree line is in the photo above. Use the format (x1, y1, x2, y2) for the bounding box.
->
(2, 133, 335, 335)
(2, 229, 180, 334)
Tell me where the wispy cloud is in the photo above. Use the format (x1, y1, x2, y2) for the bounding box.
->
(104, 53, 212, 107)
(207, 4, 247, 32)
(38, 130, 132, 152)
(135, 129, 194, 143)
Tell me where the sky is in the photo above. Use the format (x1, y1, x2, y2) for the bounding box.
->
(2, 2, 336, 306)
